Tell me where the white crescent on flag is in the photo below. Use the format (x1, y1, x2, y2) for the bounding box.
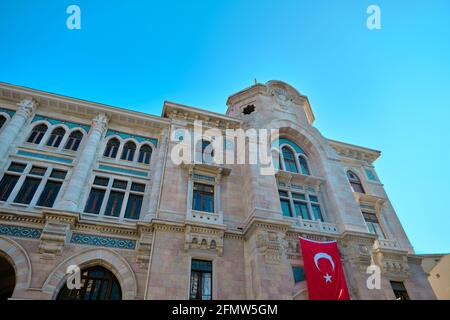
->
(313, 252, 335, 272)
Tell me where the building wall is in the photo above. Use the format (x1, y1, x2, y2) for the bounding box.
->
(0, 80, 435, 300)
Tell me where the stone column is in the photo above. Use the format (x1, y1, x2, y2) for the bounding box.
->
(144, 129, 169, 221)
(0, 98, 38, 169)
(56, 113, 109, 212)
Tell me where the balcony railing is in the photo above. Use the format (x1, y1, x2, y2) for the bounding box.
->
(188, 210, 223, 225)
(373, 238, 404, 251)
(287, 216, 339, 235)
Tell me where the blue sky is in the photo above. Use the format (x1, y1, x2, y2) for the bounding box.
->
(0, 1, 449, 254)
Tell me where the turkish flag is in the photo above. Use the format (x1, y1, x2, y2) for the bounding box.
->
(299, 237, 350, 300)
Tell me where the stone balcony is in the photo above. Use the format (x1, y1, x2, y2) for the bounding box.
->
(286, 216, 339, 235)
(373, 238, 405, 253)
(187, 210, 224, 225)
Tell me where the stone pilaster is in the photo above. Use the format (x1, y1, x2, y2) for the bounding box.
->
(0, 98, 38, 170)
(56, 113, 109, 212)
(38, 210, 78, 259)
(244, 218, 293, 299)
(144, 128, 169, 221)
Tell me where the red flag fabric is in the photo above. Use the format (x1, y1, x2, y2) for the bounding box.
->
(299, 237, 350, 300)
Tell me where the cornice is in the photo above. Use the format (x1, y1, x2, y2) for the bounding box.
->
(162, 101, 241, 130)
(0, 82, 170, 131)
(328, 139, 381, 164)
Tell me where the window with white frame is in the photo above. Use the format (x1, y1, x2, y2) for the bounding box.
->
(362, 212, 386, 239)
(278, 188, 324, 221)
(27, 124, 48, 144)
(347, 170, 365, 193)
(120, 141, 136, 161)
(83, 175, 145, 220)
(104, 138, 120, 158)
(0, 161, 66, 208)
(192, 182, 214, 213)
(64, 130, 84, 151)
(137, 144, 152, 164)
(279, 144, 311, 176)
(46, 127, 66, 148)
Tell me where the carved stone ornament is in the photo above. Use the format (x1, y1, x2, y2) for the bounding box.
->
(184, 225, 224, 256)
(17, 98, 38, 116)
(268, 87, 293, 110)
(92, 112, 109, 132)
(255, 230, 286, 265)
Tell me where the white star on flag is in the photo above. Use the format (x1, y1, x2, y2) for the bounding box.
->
(324, 273, 332, 283)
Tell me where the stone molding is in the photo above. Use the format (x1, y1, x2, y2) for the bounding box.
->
(0, 236, 32, 296)
(42, 247, 138, 300)
(184, 224, 225, 256)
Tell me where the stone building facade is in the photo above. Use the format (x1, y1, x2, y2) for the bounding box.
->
(0, 80, 435, 300)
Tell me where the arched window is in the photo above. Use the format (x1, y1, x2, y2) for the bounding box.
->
(0, 115, 6, 130)
(64, 130, 83, 151)
(104, 138, 120, 158)
(121, 141, 136, 161)
(0, 256, 15, 300)
(347, 170, 365, 193)
(56, 266, 122, 300)
(27, 124, 48, 144)
(46, 127, 66, 148)
(298, 155, 310, 175)
(137, 144, 152, 164)
(281, 146, 298, 173)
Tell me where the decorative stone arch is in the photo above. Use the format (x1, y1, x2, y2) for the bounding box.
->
(42, 248, 138, 300)
(0, 111, 12, 124)
(268, 119, 339, 177)
(26, 120, 51, 145)
(120, 138, 140, 161)
(62, 127, 89, 151)
(101, 135, 122, 158)
(0, 236, 32, 296)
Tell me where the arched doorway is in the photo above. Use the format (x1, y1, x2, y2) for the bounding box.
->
(0, 256, 15, 300)
(56, 266, 122, 300)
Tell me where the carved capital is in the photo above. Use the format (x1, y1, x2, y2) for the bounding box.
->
(92, 112, 109, 133)
(17, 98, 38, 117)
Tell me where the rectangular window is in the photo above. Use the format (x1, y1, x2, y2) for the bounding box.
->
(14, 177, 41, 204)
(292, 193, 306, 201)
(292, 266, 306, 283)
(124, 194, 143, 220)
(363, 212, 385, 239)
(8, 162, 26, 173)
(36, 180, 62, 207)
(311, 204, 324, 221)
(93, 177, 109, 186)
(0, 174, 20, 201)
(294, 201, 310, 219)
(84, 188, 106, 214)
(190, 260, 212, 300)
(280, 199, 292, 217)
(104, 191, 125, 217)
(193, 183, 214, 213)
(390, 281, 410, 300)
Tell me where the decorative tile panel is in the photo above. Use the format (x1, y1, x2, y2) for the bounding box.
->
(0, 224, 42, 239)
(17, 150, 73, 164)
(106, 129, 158, 147)
(70, 233, 136, 250)
(32, 115, 91, 133)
